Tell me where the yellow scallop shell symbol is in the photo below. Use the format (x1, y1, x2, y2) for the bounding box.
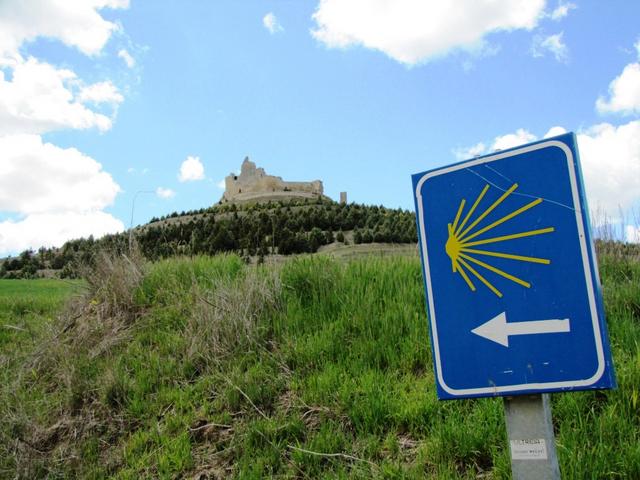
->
(445, 183, 554, 298)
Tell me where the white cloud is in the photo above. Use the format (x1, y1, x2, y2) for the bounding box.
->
(550, 1, 576, 21)
(626, 225, 640, 243)
(0, 211, 124, 254)
(156, 187, 175, 199)
(543, 126, 568, 138)
(117, 48, 135, 68)
(577, 121, 640, 217)
(178, 155, 205, 182)
(0, 134, 121, 215)
(0, 0, 129, 255)
(453, 129, 537, 159)
(0, 0, 129, 59)
(596, 62, 640, 116)
(0, 56, 116, 135)
(104, 0, 130, 7)
(532, 32, 568, 63)
(0, 134, 124, 254)
(492, 128, 537, 151)
(263, 12, 283, 34)
(311, 0, 545, 66)
(454, 142, 486, 160)
(216, 179, 226, 189)
(455, 122, 640, 221)
(78, 80, 124, 105)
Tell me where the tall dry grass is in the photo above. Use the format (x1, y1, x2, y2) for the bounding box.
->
(2, 246, 147, 477)
(31, 246, 146, 371)
(185, 268, 283, 366)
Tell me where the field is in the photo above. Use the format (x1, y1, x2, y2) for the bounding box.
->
(0, 279, 83, 350)
(0, 249, 639, 478)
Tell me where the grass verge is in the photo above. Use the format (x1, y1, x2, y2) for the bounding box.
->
(1, 250, 639, 478)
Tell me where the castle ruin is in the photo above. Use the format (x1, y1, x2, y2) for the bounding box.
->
(220, 157, 324, 204)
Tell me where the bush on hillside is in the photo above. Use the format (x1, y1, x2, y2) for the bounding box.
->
(4, 199, 419, 278)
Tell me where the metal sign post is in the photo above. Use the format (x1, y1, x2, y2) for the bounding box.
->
(504, 394, 559, 479)
(411, 133, 616, 478)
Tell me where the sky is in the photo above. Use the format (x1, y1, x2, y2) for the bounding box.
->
(0, 0, 639, 256)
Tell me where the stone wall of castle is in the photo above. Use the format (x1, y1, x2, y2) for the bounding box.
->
(221, 157, 324, 204)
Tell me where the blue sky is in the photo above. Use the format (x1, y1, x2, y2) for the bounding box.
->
(1, 0, 639, 255)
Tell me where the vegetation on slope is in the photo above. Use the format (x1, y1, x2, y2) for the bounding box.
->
(0, 247, 639, 478)
(1, 198, 418, 279)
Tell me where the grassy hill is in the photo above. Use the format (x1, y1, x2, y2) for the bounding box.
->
(1, 246, 639, 478)
(1, 198, 418, 279)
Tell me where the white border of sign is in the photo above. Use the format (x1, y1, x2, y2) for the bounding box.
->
(415, 140, 605, 396)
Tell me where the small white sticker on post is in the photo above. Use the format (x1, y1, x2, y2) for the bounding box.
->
(510, 439, 548, 460)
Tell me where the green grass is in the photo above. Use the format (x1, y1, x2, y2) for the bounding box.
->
(0, 278, 79, 317)
(0, 279, 84, 478)
(0, 252, 639, 478)
(0, 278, 82, 348)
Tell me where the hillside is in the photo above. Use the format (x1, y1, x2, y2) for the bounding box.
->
(1, 247, 639, 478)
(1, 198, 418, 279)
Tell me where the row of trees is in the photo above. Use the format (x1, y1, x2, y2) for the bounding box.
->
(1, 199, 418, 278)
(136, 201, 417, 260)
(1, 237, 98, 279)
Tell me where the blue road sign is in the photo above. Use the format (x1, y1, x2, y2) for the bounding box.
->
(412, 133, 616, 400)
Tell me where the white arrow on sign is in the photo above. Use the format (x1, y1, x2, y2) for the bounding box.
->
(471, 312, 570, 347)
